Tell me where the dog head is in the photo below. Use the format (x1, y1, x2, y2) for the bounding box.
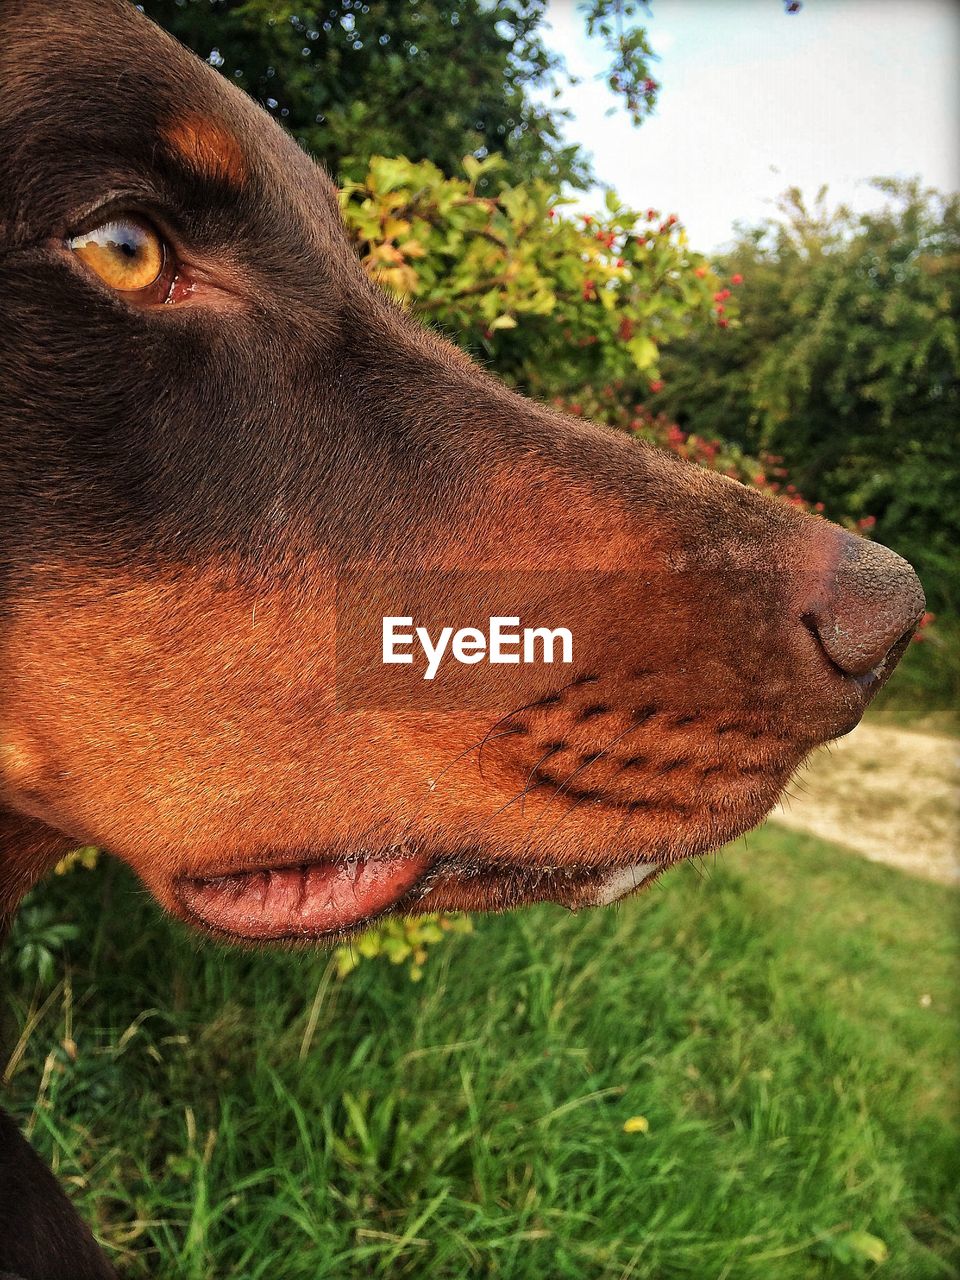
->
(0, 0, 923, 940)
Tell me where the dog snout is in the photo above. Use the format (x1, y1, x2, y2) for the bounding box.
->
(803, 530, 925, 680)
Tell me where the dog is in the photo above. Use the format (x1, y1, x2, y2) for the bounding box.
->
(0, 0, 923, 1273)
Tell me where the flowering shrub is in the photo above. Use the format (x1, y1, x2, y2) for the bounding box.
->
(340, 154, 737, 393)
(549, 381, 832, 514)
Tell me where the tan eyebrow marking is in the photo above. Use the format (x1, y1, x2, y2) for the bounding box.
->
(160, 115, 248, 187)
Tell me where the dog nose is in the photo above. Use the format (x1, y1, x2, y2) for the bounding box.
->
(803, 531, 924, 678)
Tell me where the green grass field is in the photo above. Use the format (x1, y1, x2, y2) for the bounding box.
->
(3, 825, 958, 1280)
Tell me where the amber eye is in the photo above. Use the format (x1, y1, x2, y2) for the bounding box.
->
(68, 217, 166, 293)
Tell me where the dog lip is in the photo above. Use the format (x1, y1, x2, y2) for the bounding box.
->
(818, 620, 920, 742)
(174, 848, 432, 940)
(172, 850, 664, 937)
(414, 855, 664, 912)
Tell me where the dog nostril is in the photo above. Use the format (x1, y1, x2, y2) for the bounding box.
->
(804, 532, 925, 678)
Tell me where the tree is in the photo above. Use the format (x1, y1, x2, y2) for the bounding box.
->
(139, 0, 588, 188)
(140, 1, 798, 189)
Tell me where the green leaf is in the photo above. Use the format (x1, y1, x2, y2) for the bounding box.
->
(626, 334, 658, 370)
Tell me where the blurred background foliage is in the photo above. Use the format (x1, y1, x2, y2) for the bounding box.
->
(339, 153, 732, 390)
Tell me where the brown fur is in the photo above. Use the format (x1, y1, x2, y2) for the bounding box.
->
(161, 113, 249, 188)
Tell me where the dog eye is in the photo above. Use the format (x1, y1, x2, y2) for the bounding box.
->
(68, 216, 167, 294)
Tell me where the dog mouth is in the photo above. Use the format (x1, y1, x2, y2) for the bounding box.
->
(174, 848, 664, 941)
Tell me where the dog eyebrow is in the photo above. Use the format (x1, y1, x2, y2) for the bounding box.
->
(159, 114, 248, 189)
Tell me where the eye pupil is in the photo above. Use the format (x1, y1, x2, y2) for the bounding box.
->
(68, 216, 166, 293)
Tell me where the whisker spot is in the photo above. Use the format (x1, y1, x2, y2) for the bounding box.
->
(577, 703, 610, 722)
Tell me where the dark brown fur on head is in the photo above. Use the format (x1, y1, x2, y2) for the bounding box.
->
(0, 0, 923, 941)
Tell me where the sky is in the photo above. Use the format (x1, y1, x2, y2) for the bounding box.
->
(538, 0, 960, 253)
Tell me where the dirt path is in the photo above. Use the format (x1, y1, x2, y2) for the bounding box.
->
(771, 722, 960, 884)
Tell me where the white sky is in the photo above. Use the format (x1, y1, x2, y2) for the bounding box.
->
(540, 0, 960, 252)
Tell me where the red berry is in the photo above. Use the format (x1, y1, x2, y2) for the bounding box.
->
(650, 379, 664, 393)
(731, 273, 744, 285)
(616, 257, 625, 268)
(718, 317, 729, 328)
(695, 266, 708, 279)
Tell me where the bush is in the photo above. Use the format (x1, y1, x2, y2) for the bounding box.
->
(340, 154, 736, 394)
(655, 180, 960, 613)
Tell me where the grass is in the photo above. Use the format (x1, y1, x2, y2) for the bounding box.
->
(2, 825, 958, 1280)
